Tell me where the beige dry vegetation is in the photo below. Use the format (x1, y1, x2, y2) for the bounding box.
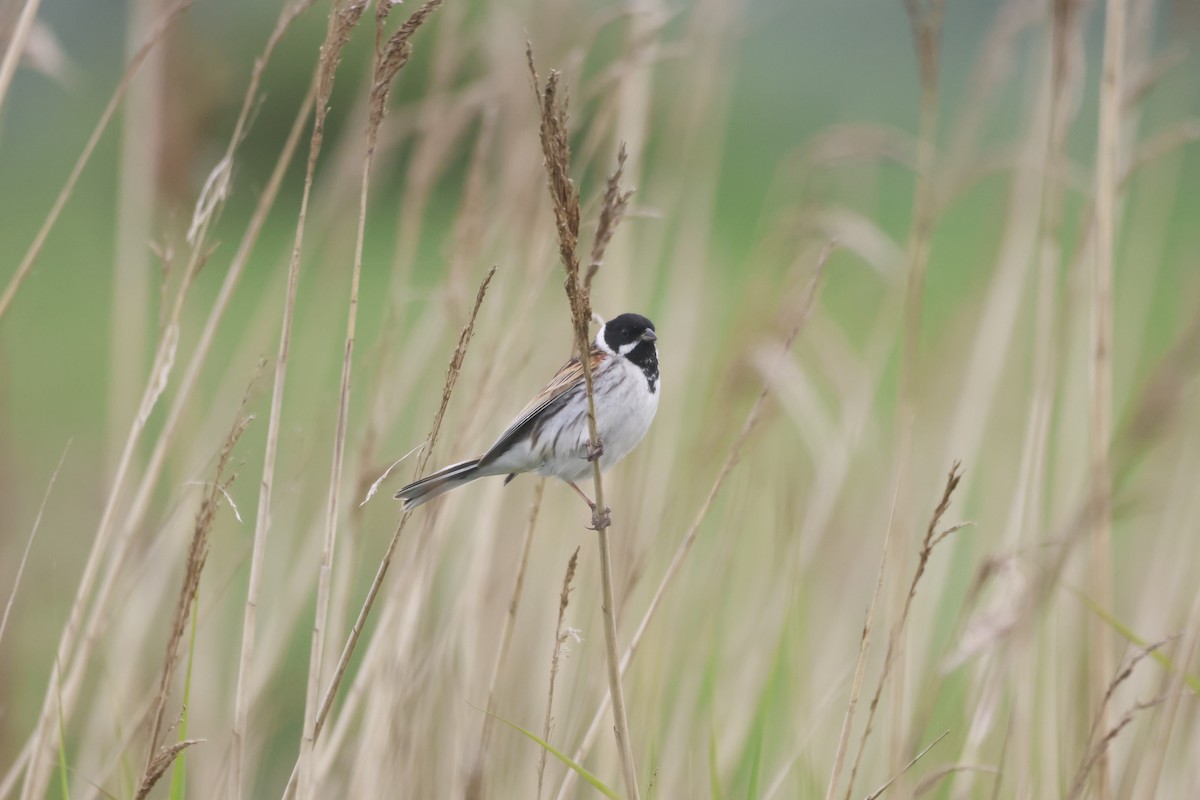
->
(2, 0, 1200, 798)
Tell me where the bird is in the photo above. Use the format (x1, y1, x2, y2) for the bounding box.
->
(394, 312, 660, 515)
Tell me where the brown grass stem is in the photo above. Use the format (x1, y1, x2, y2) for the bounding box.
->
(107, 0, 320, 553)
(107, 0, 168, 475)
(864, 729, 949, 800)
(141, 411, 251, 784)
(39, 78, 316, 800)
(844, 462, 965, 800)
(1067, 640, 1167, 800)
(0, 0, 193, 322)
(8, 1, 1200, 794)
(593, 528, 634, 795)
(133, 739, 204, 800)
(466, 479, 546, 800)
(0, 440, 70, 651)
(0, 0, 45, 121)
(529, 47, 641, 799)
(1003, 3, 1082, 789)
(296, 3, 441, 796)
(1088, 1, 1127, 796)
(231, 3, 366, 796)
(281, 267, 496, 799)
(55, 51, 318, 780)
(15, 25, 223, 793)
(555, 243, 832, 800)
(824, 460, 901, 800)
(6, 24, 315, 742)
(120, 77, 316, 573)
(538, 545, 580, 800)
(1133, 588, 1200, 798)
(889, 0, 945, 783)
(588, 142, 633, 291)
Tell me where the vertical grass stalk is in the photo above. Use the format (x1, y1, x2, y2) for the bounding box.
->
(1088, 0, 1127, 796)
(297, 3, 441, 796)
(231, 3, 366, 796)
(529, 49, 641, 799)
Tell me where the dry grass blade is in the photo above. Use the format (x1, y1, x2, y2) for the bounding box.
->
(280, 266, 498, 799)
(844, 462, 965, 800)
(896, 0, 945, 380)
(824, 460, 901, 800)
(0, 440, 70, 651)
(143, 411, 252, 778)
(556, 242, 833, 800)
(864, 729, 949, 800)
(186, 0, 317, 246)
(0, 0, 193, 321)
(538, 546, 580, 800)
(37, 80, 310, 799)
(11, 0, 1200, 794)
(588, 143, 634, 291)
(1133, 585, 1200, 799)
(528, 42, 640, 800)
(467, 482, 548, 800)
(1066, 639, 1169, 800)
(358, 444, 424, 507)
(120, 79, 316, 561)
(370, 0, 443, 137)
(527, 49, 583, 324)
(316, 0, 367, 116)
(0, 0, 45, 115)
(227, 0, 320, 155)
(913, 764, 998, 797)
(19, 201, 202, 800)
(1068, 696, 1162, 800)
(1088, 1, 1127, 796)
(1122, 119, 1200, 187)
(1003, 299, 1200, 687)
(421, 267, 497, 474)
(14, 7, 312, 797)
(132, 738, 204, 800)
(232, 4, 365, 797)
(297, 4, 441, 797)
(888, 1, 946, 784)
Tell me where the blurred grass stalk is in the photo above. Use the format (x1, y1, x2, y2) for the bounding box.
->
(1087, 0, 1127, 795)
(106, 0, 166, 482)
(0, 0, 44, 115)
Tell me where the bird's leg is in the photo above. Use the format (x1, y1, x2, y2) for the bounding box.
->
(567, 481, 612, 530)
(585, 436, 605, 462)
(567, 481, 596, 509)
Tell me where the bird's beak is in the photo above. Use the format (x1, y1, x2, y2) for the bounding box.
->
(640, 330, 657, 343)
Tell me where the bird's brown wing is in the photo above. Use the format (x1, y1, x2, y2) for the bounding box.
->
(478, 347, 605, 466)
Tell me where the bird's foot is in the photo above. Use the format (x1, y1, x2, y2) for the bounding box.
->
(585, 438, 605, 462)
(588, 505, 612, 530)
(567, 480, 611, 528)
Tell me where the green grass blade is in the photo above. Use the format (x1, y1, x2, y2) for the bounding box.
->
(1071, 587, 1200, 693)
(473, 704, 622, 799)
(168, 588, 201, 800)
(744, 714, 764, 800)
(55, 661, 70, 800)
(709, 721, 724, 800)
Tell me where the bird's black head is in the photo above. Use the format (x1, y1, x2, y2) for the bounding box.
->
(600, 313, 659, 392)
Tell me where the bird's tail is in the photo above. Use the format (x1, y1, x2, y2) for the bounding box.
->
(393, 458, 483, 509)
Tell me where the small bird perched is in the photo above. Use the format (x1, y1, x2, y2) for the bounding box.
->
(394, 313, 660, 514)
